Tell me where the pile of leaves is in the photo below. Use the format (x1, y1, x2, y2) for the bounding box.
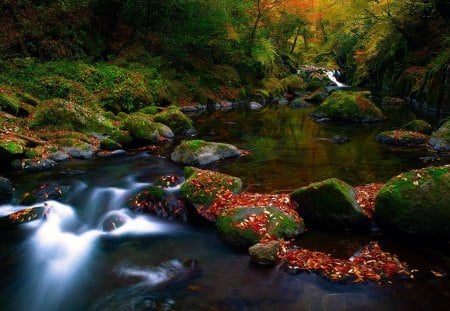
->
(279, 241, 411, 284)
(154, 174, 181, 188)
(354, 183, 384, 218)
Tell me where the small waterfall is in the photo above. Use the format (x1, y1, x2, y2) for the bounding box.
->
(325, 70, 348, 88)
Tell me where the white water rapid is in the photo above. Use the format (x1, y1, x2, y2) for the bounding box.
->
(325, 70, 349, 88)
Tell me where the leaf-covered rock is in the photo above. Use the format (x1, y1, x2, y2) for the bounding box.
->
(376, 130, 428, 146)
(19, 182, 71, 205)
(291, 178, 370, 230)
(310, 91, 385, 122)
(171, 140, 241, 166)
(375, 165, 450, 237)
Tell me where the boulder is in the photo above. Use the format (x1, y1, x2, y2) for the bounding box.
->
(153, 106, 195, 134)
(21, 159, 57, 172)
(216, 206, 304, 248)
(401, 119, 433, 135)
(249, 240, 281, 266)
(19, 182, 71, 205)
(155, 122, 175, 139)
(381, 97, 406, 106)
(180, 167, 242, 208)
(0, 136, 25, 162)
(376, 130, 428, 146)
(249, 102, 263, 110)
(48, 151, 70, 162)
(171, 140, 241, 166)
(123, 114, 159, 144)
(291, 178, 370, 230)
(429, 118, 450, 152)
(0, 177, 13, 204)
(310, 91, 385, 122)
(100, 138, 122, 151)
(290, 98, 311, 108)
(55, 139, 94, 159)
(101, 212, 128, 232)
(375, 165, 450, 237)
(1, 205, 46, 226)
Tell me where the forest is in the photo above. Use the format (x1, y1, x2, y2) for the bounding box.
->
(0, 1, 449, 310)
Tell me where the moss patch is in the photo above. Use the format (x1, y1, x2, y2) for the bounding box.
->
(122, 113, 159, 144)
(376, 130, 428, 146)
(153, 106, 194, 134)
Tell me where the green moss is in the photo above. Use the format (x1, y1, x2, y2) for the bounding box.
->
(0, 94, 20, 115)
(0, 137, 25, 161)
(100, 138, 121, 151)
(24, 148, 42, 159)
(401, 119, 432, 135)
(110, 130, 133, 148)
(153, 106, 194, 134)
(375, 165, 450, 237)
(139, 106, 159, 115)
(310, 91, 385, 122)
(282, 75, 306, 93)
(376, 130, 428, 146)
(123, 114, 159, 144)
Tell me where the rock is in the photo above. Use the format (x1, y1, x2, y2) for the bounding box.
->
(376, 130, 428, 146)
(0, 136, 24, 162)
(249, 102, 263, 110)
(60, 140, 94, 159)
(303, 89, 329, 103)
(123, 114, 160, 144)
(216, 206, 304, 248)
(155, 122, 174, 139)
(291, 178, 370, 230)
(375, 165, 450, 237)
(101, 212, 128, 232)
(0, 177, 13, 204)
(401, 119, 433, 135)
(153, 174, 182, 188)
(96, 149, 127, 158)
(282, 75, 306, 94)
(382, 97, 406, 106)
(290, 98, 311, 108)
(153, 106, 195, 134)
(182, 128, 197, 137)
(127, 185, 188, 222)
(318, 135, 350, 145)
(429, 118, 450, 152)
(21, 159, 57, 172)
(248, 240, 281, 266)
(1, 205, 46, 226)
(29, 98, 102, 131)
(110, 130, 133, 148)
(310, 91, 385, 122)
(100, 138, 122, 151)
(180, 167, 242, 208)
(19, 182, 71, 205)
(48, 151, 70, 162)
(171, 140, 241, 166)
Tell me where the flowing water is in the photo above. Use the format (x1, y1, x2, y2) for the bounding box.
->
(1, 104, 450, 310)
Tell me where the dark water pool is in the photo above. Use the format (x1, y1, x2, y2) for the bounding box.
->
(1, 105, 449, 310)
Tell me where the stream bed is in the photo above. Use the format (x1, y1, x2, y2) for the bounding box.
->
(1, 104, 450, 310)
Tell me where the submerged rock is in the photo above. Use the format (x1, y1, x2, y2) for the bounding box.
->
(429, 118, 450, 152)
(0, 177, 13, 204)
(19, 182, 71, 205)
(310, 91, 385, 122)
(290, 98, 311, 108)
(376, 130, 428, 146)
(318, 135, 350, 145)
(21, 158, 57, 172)
(401, 119, 433, 135)
(375, 165, 450, 237)
(291, 178, 370, 230)
(101, 212, 128, 232)
(171, 140, 241, 166)
(249, 240, 281, 266)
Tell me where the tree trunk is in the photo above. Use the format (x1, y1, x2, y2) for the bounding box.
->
(247, 0, 262, 56)
(290, 27, 299, 54)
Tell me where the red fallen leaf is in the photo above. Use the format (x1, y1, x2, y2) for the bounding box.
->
(354, 183, 384, 218)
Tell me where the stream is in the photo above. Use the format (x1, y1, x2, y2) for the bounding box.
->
(1, 103, 450, 310)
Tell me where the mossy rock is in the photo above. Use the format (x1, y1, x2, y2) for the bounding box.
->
(153, 106, 194, 134)
(52, 138, 94, 159)
(123, 114, 159, 144)
(0, 85, 35, 116)
(180, 167, 242, 207)
(100, 138, 121, 151)
(291, 178, 369, 230)
(19, 182, 71, 205)
(290, 98, 311, 108)
(139, 106, 159, 115)
(24, 147, 43, 159)
(155, 122, 174, 139)
(310, 91, 385, 122)
(375, 165, 450, 237)
(0, 136, 25, 162)
(30, 99, 102, 132)
(381, 97, 406, 106)
(282, 75, 306, 94)
(216, 206, 304, 248)
(171, 140, 241, 166)
(401, 120, 433, 135)
(303, 88, 329, 104)
(261, 78, 285, 97)
(110, 130, 133, 148)
(376, 130, 428, 146)
(429, 118, 450, 152)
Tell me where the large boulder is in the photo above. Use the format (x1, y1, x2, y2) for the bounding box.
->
(216, 206, 304, 248)
(180, 167, 242, 217)
(153, 106, 194, 134)
(429, 118, 450, 152)
(171, 140, 241, 166)
(375, 165, 450, 237)
(376, 130, 428, 146)
(310, 91, 385, 122)
(30, 99, 101, 131)
(291, 178, 370, 230)
(52, 138, 94, 159)
(0, 177, 13, 204)
(122, 114, 160, 144)
(401, 119, 433, 135)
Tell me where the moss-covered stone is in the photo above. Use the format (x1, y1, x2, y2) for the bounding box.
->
(19, 182, 71, 205)
(100, 138, 121, 151)
(30, 99, 101, 131)
(291, 178, 370, 230)
(139, 106, 159, 115)
(0, 85, 35, 116)
(376, 130, 428, 146)
(180, 167, 242, 206)
(310, 91, 385, 122)
(171, 140, 241, 166)
(381, 97, 406, 106)
(282, 75, 306, 94)
(0, 136, 25, 161)
(123, 114, 159, 144)
(155, 122, 174, 139)
(216, 206, 303, 248)
(429, 118, 450, 152)
(375, 165, 450, 237)
(24, 147, 43, 159)
(401, 119, 433, 135)
(52, 138, 94, 159)
(153, 106, 194, 134)
(110, 129, 133, 148)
